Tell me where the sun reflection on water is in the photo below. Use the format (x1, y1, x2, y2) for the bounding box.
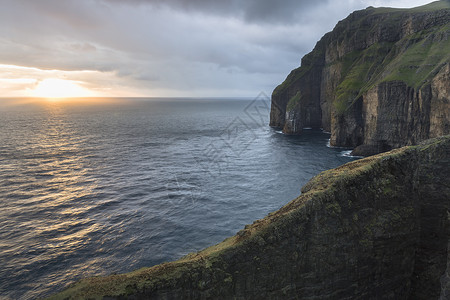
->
(0, 103, 111, 298)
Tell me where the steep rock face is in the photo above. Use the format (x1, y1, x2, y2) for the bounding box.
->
(270, 1, 450, 155)
(351, 81, 434, 155)
(49, 136, 450, 300)
(270, 45, 325, 133)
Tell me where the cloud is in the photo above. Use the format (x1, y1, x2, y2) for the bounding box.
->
(103, 0, 330, 24)
(0, 0, 435, 97)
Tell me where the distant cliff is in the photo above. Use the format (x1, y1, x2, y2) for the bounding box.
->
(270, 1, 450, 156)
(49, 136, 449, 299)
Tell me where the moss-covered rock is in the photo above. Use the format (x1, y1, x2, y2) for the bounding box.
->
(270, 1, 450, 155)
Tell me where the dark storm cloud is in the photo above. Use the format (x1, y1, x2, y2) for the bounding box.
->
(104, 0, 329, 23)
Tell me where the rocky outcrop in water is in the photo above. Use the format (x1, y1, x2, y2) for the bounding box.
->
(270, 1, 450, 156)
(49, 136, 450, 300)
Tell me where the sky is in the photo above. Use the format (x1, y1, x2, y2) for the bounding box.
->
(0, 0, 435, 98)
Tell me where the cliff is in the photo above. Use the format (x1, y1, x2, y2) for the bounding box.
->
(49, 135, 449, 300)
(270, 1, 450, 156)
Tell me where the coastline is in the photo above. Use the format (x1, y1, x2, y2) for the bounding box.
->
(48, 135, 450, 300)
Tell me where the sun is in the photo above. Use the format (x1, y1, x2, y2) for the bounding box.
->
(32, 78, 96, 98)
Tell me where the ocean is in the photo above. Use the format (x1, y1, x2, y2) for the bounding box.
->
(0, 97, 358, 299)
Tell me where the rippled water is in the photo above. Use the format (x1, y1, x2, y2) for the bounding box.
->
(0, 98, 357, 299)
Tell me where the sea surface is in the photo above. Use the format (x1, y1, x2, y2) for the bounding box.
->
(0, 97, 358, 299)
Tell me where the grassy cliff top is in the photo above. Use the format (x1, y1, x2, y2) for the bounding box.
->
(371, 0, 450, 13)
(330, 1, 449, 113)
(272, 0, 450, 103)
